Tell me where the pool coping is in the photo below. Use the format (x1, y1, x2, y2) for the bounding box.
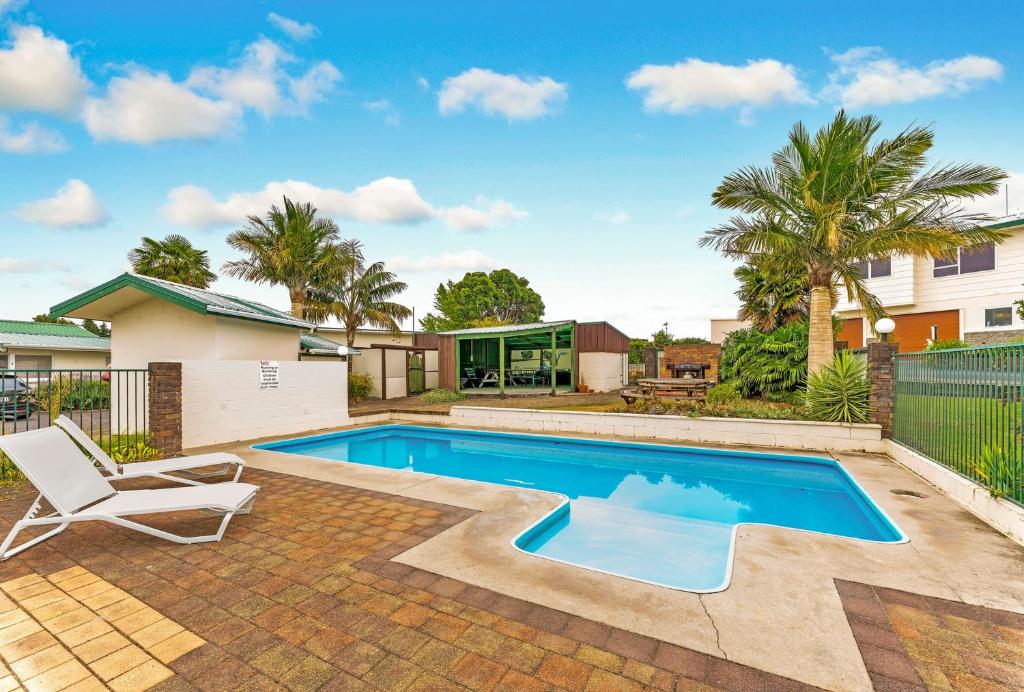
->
(206, 418, 1024, 691)
(253, 423, 909, 595)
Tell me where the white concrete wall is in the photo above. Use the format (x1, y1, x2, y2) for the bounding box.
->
(7, 348, 108, 370)
(180, 359, 349, 448)
(214, 317, 298, 361)
(578, 352, 626, 392)
(110, 298, 216, 369)
(385, 349, 407, 399)
(351, 348, 383, 399)
(885, 440, 1024, 545)
(709, 318, 751, 343)
(445, 406, 884, 452)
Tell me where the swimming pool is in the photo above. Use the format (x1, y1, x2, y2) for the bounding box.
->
(255, 425, 906, 592)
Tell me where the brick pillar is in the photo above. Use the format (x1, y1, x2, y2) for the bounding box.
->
(867, 341, 899, 437)
(148, 362, 182, 458)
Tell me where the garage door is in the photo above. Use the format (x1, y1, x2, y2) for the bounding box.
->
(836, 318, 864, 349)
(891, 310, 960, 352)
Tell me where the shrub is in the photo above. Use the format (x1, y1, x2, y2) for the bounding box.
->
(348, 373, 375, 402)
(719, 321, 808, 397)
(672, 399, 811, 421)
(926, 338, 970, 351)
(704, 382, 741, 406)
(970, 446, 1024, 499)
(420, 388, 466, 404)
(804, 351, 870, 423)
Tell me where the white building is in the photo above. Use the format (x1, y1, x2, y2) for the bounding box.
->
(835, 215, 1024, 351)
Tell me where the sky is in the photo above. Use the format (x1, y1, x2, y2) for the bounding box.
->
(1, 0, 1022, 339)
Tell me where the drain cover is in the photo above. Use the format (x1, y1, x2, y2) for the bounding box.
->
(890, 489, 927, 498)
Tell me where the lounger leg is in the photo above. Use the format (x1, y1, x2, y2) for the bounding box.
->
(103, 512, 239, 545)
(0, 495, 69, 560)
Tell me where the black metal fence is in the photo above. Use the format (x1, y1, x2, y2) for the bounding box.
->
(0, 368, 150, 483)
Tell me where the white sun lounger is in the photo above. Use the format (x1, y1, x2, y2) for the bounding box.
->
(54, 415, 244, 486)
(0, 427, 259, 560)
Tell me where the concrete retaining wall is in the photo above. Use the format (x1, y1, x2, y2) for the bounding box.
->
(442, 406, 884, 452)
(180, 360, 350, 447)
(885, 440, 1024, 544)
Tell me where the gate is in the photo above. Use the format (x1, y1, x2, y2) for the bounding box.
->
(407, 352, 425, 394)
(1, 368, 150, 482)
(893, 343, 1023, 505)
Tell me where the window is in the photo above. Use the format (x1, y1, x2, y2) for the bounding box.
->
(853, 257, 892, 278)
(933, 243, 996, 277)
(930, 325, 939, 341)
(13, 355, 52, 371)
(985, 307, 1013, 327)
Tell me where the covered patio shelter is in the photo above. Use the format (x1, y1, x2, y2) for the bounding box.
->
(437, 321, 575, 396)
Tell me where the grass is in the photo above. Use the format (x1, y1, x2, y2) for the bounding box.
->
(893, 393, 1023, 504)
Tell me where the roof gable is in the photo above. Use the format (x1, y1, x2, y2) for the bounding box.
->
(50, 274, 314, 330)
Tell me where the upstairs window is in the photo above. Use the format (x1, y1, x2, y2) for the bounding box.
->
(933, 243, 995, 277)
(853, 257, 892, 279)
(985, 307, 1013, 327)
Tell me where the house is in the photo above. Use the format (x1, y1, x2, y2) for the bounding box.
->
(49, 273, 315, 368)
(0, 320, 110, 371)
(436, 320, 630, 395)
(835, 215, 1024, 351)
(709, 318, 751, 343)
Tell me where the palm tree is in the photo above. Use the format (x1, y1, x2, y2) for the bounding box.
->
(306, 239, 412, 347)
(733, 258, 810, 331)
(701, 111, 1007, 374)
(223, 197, 346, 318)
(128, 235, 217, 288)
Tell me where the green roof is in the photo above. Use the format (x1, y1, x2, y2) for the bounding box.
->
(0, 320, 97, 338)
(51, 273, 315, 330)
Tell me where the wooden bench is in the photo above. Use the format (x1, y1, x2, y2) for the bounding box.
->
(621, 378, 712, 404)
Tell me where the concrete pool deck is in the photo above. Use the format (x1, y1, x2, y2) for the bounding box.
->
(222, 420, 1024, 691)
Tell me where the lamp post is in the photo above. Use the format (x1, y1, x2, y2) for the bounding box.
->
(875, 318, 896, 343)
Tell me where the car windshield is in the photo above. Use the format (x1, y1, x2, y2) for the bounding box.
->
(0, 376, 28, 393)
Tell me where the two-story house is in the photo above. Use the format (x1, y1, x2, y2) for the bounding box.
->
(834, 215, 1024, 352)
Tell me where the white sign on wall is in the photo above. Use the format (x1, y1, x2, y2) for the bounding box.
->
(258, 360, 280, 389)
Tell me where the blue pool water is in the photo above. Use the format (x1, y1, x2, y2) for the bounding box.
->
(255, 425, 905, 591)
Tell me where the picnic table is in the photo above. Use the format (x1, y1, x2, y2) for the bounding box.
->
(621, 378, 712, 404)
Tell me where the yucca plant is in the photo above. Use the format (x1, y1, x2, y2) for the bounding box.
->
(805, 351, 869, 423)
(971, 446, 1024, 500)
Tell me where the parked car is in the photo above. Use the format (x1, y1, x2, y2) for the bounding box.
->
(0, 374, 32, 419)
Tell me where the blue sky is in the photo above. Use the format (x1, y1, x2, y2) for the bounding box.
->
(1, 0, 1022, 338)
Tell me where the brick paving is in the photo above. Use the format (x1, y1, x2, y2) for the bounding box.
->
(836, 579, 1024, 691)
(0, 471, 1018, 690)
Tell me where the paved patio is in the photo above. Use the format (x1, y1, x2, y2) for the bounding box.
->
(0, 443, 1020, 690)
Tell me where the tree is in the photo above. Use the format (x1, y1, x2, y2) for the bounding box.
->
(32, 314, 110, 336)
(702, 110, 1006, 374)
(651, 330, 709, 348)
(420, 269, 544, 332)
(223, 197, 346, 318)
(305, 239, 412, 347)
(733, 258, 811, 331)
(128, 235, 217, 288)
(32, 314, 75, 326)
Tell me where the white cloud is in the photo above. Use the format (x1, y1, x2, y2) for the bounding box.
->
(441, 197, 528, 231)
(266, 12, 318, 41)
(83, 69, 240, 143)
(0, 257, 63, 273)
(162, 178, 527, 232)
(82, 38, 340, 143)
(416, 76, 430, 91)
(594, 210, 631, 225)
(386, 250, 498, 274)
(438, 68, 567, 120)
(626, 58, 811, 116)
(14, 179, 109, 228)
(964, 171, 1024, 219)
(364, 99, 400, 126)
(0, 25, 90, 115)
(0, 117, 66, 153)
(824, 47, 1003, 108)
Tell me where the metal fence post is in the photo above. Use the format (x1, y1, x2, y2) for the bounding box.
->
(148, 362, 182, 458)
(868, 341, 899, 437)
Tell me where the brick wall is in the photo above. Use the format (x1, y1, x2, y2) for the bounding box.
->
(867, 341, 898, 438)
(148, 362, 182, 458)
(658, 344, 722, 382)
(964, 329, 1024, 346)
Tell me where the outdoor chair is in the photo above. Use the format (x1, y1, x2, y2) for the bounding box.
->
(463, 367, 482, 388)
(0, 426, 259, 560)
(54, 415, 244, 486)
